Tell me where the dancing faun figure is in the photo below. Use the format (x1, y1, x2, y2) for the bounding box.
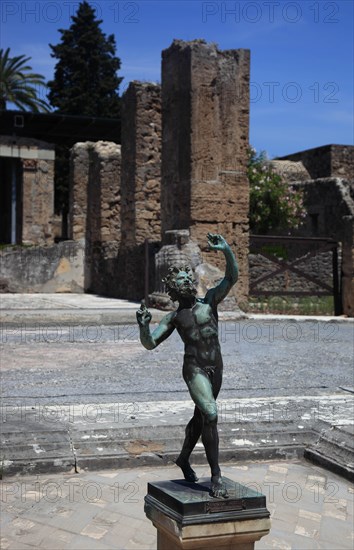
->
(136, 233, 238, 497)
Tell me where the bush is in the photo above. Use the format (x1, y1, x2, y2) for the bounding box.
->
(248, 147, 306, 234)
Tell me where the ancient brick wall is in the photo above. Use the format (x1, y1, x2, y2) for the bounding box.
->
(161, 40, 250, 304)
(278, 145, 354, 181)
(0, 240, 84, 293)
(330, 146, 354, 180)
(120, 81, 162, 299)
(292, 178, 354, 316)
(247, 175, 354, 316)
(69, 141, 121, 294)
(22, 158, 55, 245)
(260, 147, 354, 316)
(0, 136, 55, 246)
(87, 141, 121, 295)
(69, 142, 91, 241)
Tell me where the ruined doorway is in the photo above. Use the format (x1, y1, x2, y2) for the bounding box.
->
(0, 157, 23, 244)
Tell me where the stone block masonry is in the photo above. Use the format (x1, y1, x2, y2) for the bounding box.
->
(0, 240, 84, 293)
(69, 142, 91, 242)
(278, 144, 354, 181)
(21, 158, 55, 245)
(69, 141, 121, 295)
(87, 141, 121, 296)
(161, 40, 250, 305)
(0, 136, 55, 246)
(292, 177, 354, 317)
(120, 81, 162, 299)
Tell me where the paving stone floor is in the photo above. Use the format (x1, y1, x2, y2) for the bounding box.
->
(1, 459, 353, 550)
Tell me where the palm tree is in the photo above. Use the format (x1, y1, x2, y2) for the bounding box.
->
(0, 48, 51, 112)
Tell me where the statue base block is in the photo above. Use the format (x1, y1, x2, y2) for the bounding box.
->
(145, 477, 271, 550)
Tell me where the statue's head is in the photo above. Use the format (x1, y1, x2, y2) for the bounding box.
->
(162, 265, 197, 301)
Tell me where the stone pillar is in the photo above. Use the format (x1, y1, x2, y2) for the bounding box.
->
(145, 477, 270, 550)
(87, 142, 121, 246)
(87, 141, 121, 295)
(69, 141, 121, 294)
(120, 81, 162, 300)
(161, 40, 250, 305)
(69, 142, 92, 241)
(21, 158, 55, 245)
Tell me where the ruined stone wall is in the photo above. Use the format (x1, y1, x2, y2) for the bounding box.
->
(247, 177, 354, 316)
(0, 240, 84, 293)
(120, 81, 162, 300)
(331, 146, 354, 180)
(267, 160, 310, 182)
(293, 178, 353, 238)
(21, 158, 55, 245)
(67, 45, 251, 306)
(69, 142, 91, 241)
(292, 178, 354, 316)
(0, 136, 55, 245)
(69, 141, 121, 295)
(161, 40, 250, 304)
(87, 142, 121, 295)
(69, 102, 162, 302)
(278, 145, 354, 181)
(345, 223, 354, 317)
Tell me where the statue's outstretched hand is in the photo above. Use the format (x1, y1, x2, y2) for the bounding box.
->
(207, 232, 228, 252)
(136, 303, 152, 326)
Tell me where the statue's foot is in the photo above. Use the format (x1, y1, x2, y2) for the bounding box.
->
(175, 457, 199, 482)
(210, 474, 228, 498)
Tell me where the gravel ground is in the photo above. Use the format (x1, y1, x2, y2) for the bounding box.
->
(1, 320, 353, 405)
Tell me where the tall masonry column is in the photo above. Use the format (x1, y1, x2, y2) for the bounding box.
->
(69, 141, 121, 294)
(161, 39, 250, 305)
(120, 81, 162, 300)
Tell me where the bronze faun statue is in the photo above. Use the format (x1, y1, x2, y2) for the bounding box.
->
(136, 233, 238, 497)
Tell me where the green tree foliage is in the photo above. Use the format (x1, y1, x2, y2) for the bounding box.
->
(0, 48, 50, 112)
(248, 147, 306, 235)
(47, 1, 122, 116)
(47, 1, 122, 215)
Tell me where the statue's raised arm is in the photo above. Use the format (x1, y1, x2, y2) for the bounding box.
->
(204, 233, 238, 306)
(136, 303, 175, 350)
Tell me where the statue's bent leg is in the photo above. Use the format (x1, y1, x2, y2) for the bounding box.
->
(176, 406, 202, 482)
(185, 370, 228, 498)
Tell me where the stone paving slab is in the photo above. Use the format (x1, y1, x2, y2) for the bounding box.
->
(1, 459, 353, 549)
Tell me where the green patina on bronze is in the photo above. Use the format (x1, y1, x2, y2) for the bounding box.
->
(137, 233, 238, 498)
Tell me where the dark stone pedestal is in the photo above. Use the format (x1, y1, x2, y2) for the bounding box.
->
(145, 477, 271, 550)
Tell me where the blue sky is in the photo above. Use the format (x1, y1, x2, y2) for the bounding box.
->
(1, 0, 353, 157)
